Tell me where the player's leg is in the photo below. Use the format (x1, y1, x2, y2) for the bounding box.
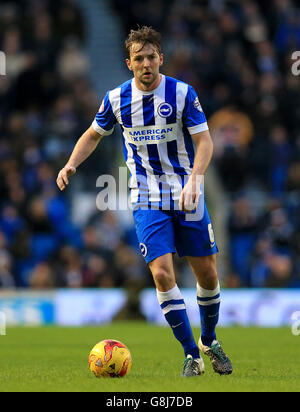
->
(174, 205, 232, 374)
(187, 254, 220, 347)
(174, 206, 220, 347)
(133, 208, 204, 376)
(148, 252, 175, 291)
(187, 254, 232, 375)
(149, 253, 204, 376)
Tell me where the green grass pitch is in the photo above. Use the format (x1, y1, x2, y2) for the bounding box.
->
(0, 321, 299, 392)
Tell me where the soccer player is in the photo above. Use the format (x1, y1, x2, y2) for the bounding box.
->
(56, 26, 232, 377)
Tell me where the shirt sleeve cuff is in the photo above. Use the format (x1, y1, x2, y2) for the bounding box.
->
(187, 122, 209, 135)
(92, 119, 114, 136)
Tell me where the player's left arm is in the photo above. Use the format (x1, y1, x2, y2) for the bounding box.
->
(179, 130, 213, 212)
(179, 84, 214, 212)
(190, 129, 213, 176)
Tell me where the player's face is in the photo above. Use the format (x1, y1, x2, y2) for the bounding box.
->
(126, 42, 163, 91)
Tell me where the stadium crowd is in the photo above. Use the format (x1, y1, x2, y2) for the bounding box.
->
(0, 0, 299, 289)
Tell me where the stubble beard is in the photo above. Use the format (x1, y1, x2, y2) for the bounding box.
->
(139, 71, 157, 87)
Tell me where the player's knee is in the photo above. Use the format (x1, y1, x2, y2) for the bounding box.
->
(199, 264, 219, 289)
(193, 257, 218, 288)
(202, 267, 218, 286)
(151, 268, 174, 291)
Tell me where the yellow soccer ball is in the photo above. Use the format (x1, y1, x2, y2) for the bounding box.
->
(88, 339, 132, 378)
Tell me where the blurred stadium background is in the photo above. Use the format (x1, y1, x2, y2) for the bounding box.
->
(0, 0, 300, 329)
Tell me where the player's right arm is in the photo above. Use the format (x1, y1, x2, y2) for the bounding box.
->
(56, 126, 103, 191)
(57, 90, 117, 191)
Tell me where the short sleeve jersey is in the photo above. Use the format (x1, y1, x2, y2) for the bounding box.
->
(92, 74, 208, 208)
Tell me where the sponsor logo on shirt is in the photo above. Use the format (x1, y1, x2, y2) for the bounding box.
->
(99, 100, 105, 112)
(193, 97, 203, 112)
(123, 123, 178, 145)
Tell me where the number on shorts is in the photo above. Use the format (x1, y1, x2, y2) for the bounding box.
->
(208, 223, 215, 244)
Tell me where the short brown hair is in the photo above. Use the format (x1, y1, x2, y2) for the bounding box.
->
(125, 26, 162, 58)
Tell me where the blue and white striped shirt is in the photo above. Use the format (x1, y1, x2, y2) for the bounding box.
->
(92, 74, 208, 208)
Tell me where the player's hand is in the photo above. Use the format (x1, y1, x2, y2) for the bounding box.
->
(56, 165, 76, 191)
(179, 174, 203, 212)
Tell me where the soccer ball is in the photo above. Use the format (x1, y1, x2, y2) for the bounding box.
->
(88, 339, 132, 378)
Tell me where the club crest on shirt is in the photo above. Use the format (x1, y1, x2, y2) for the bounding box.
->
(157, 102, 173, 118)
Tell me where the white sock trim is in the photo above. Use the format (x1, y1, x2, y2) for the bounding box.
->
(156, 284, 182, 305)
(196, 282, 220, 298)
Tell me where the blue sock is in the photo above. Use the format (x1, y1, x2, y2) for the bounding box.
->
(157, 285, 200, 359)
(197, 282, 220, 347)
